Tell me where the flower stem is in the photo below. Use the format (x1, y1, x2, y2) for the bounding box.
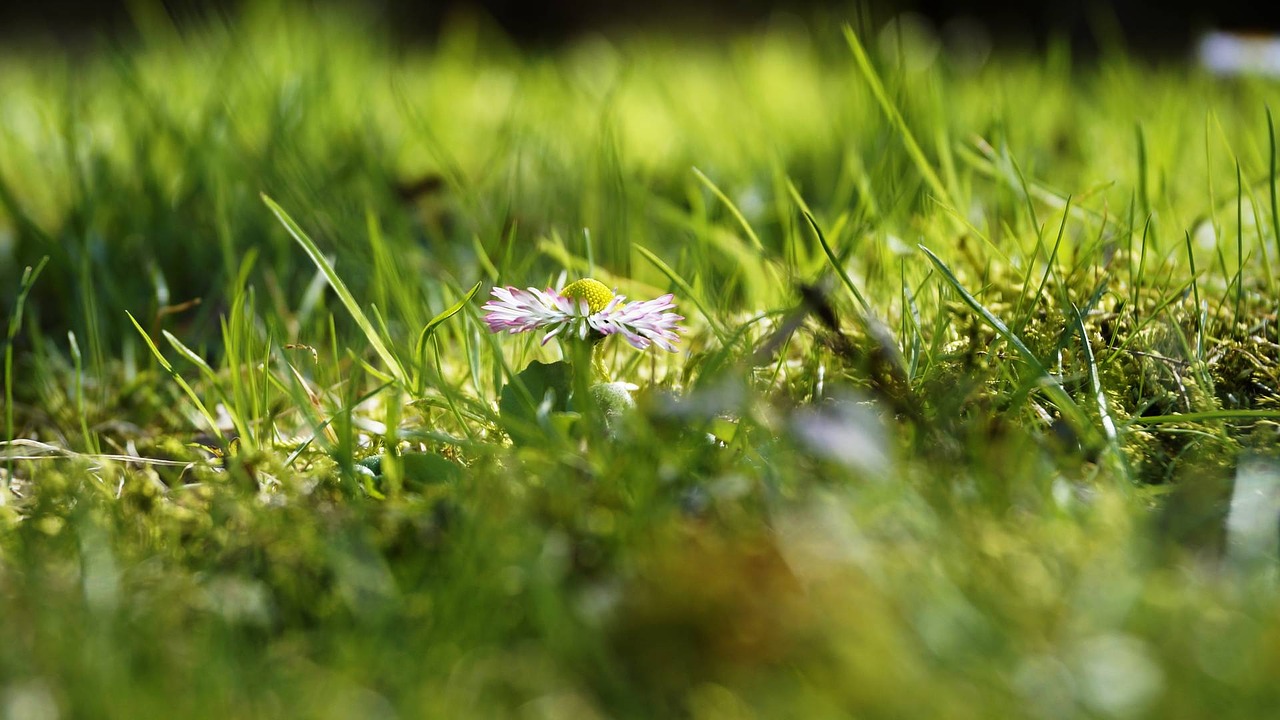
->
(565, 339, 609, 424)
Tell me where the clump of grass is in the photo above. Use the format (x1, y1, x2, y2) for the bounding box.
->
(2, 5, 1280, 718)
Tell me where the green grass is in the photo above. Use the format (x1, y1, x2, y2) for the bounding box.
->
(3, 4, 1280, 718)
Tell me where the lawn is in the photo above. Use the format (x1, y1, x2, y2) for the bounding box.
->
(2, 4, 1280, 718)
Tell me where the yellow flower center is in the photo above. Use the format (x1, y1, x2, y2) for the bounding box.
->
(561, 278, 614, 314)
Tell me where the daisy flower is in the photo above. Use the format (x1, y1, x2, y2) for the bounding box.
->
(482, 278, 684, 351)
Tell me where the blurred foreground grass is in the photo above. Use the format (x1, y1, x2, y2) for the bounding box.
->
(3, 3, 1280, 718)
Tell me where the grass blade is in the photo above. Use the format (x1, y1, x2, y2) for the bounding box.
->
(262, 193, 408, 386)
(800, 209, 871, 316)
(417, 281, 482, 359)
(634, 244, 726, 342)
(1270, 107, 1280, 282)
(164, 329, 253, 443)
(919, 245, 1087, 432)
(5, 257, 49, 468)
(126, 311, 223, 441)
(1235, 162, 1245, 322)
(1069, 302, 1129, 480)
(1128, 409, 1280, 426)
(162, 330, 216, 377)
(843, 25, 954, 210)
(1017, 196, 1071, 332)
(691, 166, 765, 253)
(1184, 231, 1204, 361)
(415, 280, 482, 391)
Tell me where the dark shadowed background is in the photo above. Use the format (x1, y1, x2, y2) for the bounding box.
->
(2, 0, 1279, 54)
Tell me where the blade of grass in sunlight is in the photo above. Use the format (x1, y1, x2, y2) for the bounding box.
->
(803, 207, 871, 316)
(414, 280, 482, 394)
(843, 24, 954, 211)
(1128, 409, 1280, 425)
(262, 193, 409, 386)
(5, 257, 49, 462)
(1070, 301, 1130, 481)
(66, 331, 97, 453)
(1184, 231, 1205, 360)
(1016, 197, 1071, 334)
(691, 166, 765, 253)
(919, 245, 1090, 434)
(221, 279, 267, 447)
(1235, 162, 1245, 322)
(162, 329, 252, 443)
(1270, 107, 1280, 281)
(634, 243, 727, 342)
(126, 311, 224, 442)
